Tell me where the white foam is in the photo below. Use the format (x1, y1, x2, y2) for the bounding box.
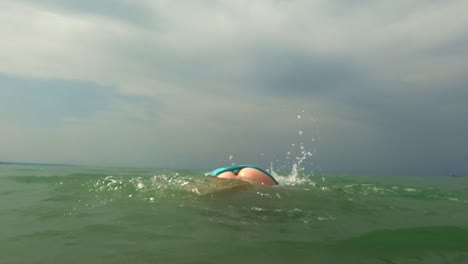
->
(270, 163, 315, 186)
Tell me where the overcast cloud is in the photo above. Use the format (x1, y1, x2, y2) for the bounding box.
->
(1, 0, 467, 176)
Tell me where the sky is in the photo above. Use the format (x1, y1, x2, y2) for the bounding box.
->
(1, 0, 467, 176)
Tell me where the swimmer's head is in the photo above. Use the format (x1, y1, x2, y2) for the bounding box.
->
(206, 165, 279, 186)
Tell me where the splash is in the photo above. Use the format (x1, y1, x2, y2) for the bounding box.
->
(81, 173, 195, 206)
(269, 111, 321, 187)
(270, 163, 311, 186)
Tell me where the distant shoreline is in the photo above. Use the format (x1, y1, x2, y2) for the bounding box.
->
(0, 161, 76, 167)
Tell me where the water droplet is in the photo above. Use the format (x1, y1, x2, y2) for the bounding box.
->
(299, 130, 303, 135)
(137, 182, 144, 189)
(297, 115, 302, 119)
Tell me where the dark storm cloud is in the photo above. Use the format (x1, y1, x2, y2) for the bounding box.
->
(241, 39, 468, 176)
(250, 52, 364, 97)
(313, 77, 468, 176)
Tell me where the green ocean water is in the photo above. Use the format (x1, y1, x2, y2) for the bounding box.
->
(1, 164, 468, 264)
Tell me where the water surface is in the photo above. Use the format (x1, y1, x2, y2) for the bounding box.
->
(1, 165, 467, 263)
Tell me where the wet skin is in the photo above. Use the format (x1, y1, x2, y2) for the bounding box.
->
(216, 167, 277, 186)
